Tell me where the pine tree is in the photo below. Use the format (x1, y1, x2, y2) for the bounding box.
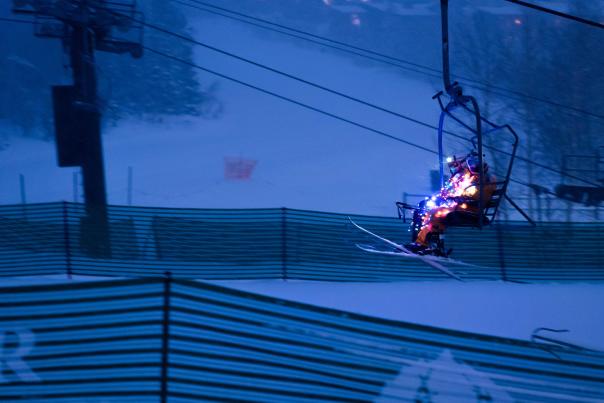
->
(98, 1, 220, 121)
(0, 1, 220, 139)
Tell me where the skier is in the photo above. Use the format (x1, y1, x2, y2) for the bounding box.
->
(405, 152, 496, 255)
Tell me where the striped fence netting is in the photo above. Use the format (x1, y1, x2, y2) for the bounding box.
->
(0, 278, 603, 402)
(0, 202, 602, 281)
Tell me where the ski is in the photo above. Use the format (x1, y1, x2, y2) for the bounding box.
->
(348, 217, 463, 281)
(355, 243, 476, 269)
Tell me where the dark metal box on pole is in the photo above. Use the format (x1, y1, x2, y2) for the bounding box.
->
(13, 0, 144, 258)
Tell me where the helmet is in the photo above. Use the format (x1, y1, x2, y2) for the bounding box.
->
(466, 154, 488, 174)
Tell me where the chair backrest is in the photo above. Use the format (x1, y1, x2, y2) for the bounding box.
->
(445, 180, 507, 228)
(483, 181, 507, 223)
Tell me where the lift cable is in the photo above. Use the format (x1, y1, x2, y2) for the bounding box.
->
(173, 1, 443, 78)
(503, 0, 604, 30)
(2, 16, 598, 188)
(143, 44, 594, 194)
(137, 17, 601, 188)
(144, 45, 437, 154)
(176, 0, 604, 122)
(135, 19, 457, 135)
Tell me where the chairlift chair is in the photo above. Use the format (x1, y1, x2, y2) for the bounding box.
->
(396, 0, 533, 256)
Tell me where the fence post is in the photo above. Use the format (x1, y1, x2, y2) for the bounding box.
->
(62, 201, 72, 279)
(73, 171, 79, 202)
(281, 207, 287, 281)
(19, 174, 27, 220)
(495, 224, 507, 282)
(19, 174, 27, 204)
(160, 271, 172, 403)
(127, 166, 133, 206)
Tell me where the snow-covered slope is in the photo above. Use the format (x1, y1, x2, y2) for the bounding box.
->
(5, 275, 603, 351)
(210, 280, 604, 351)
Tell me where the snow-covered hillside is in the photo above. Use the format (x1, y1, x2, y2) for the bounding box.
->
(211, 279, 604, 351)
(5, 275, 603, 352)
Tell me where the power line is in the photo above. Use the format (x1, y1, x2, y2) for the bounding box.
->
(180, 0, 441, 73)
(144, 41, 588, 199)
(2, 13, 599, 188)
(134, 16, 601, 188)
(174, 0, 444, 78)
(176, 0, 604, 122)
(144, 44, 601, 190)
(504, 0, 604, 30)
(135, 18, 448, 134)
(134, 15, 524, 161)
(144, 45, 439, 155)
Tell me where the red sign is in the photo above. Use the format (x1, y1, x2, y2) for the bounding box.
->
(224, 157, 258, 180)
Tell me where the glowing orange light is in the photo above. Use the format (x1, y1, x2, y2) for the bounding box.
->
(465, 186, 478, 197)
(435, 209, 451, 218)
(460, 203, 468, 209)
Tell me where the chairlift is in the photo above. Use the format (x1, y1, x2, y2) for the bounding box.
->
(397, 0, 534, 255)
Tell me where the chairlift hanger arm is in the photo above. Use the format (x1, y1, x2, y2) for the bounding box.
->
(437, 0, 535, 227)
(440, 0, 452, 92)
(439, 0, 480, 213)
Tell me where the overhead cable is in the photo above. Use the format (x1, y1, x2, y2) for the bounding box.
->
(144, 44, 600, 189)
(504, 0, 604, 30)
(177, 0, 604, 121)
(137, 18, 601, 188)
(144, 45, 438, 154)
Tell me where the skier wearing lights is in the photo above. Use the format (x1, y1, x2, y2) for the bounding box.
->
(406, 152, 496, 255)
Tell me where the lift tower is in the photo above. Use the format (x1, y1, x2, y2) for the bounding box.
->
(12, 0, 143, 256)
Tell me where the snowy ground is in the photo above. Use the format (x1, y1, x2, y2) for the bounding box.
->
(4, 275, 603, 351)
(211, 280, 604, 351)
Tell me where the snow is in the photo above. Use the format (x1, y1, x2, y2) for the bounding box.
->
(4, 275, 603, 351)
(209, 279, 604, 351)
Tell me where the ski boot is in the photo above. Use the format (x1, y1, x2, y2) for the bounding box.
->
(404, 242, 427, 254)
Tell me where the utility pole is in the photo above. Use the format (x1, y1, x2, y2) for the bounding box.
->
(12, 0, 143, 257)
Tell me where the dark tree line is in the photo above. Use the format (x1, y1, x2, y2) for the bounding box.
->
(453, 2, 604, 185)
(0, 1, 220, 141)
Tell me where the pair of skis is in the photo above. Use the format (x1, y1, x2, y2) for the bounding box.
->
(348, 217, 466, 281)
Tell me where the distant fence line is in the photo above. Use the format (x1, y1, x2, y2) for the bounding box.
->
(0, 202, 602, 281)
(1, 278, 603, 402)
